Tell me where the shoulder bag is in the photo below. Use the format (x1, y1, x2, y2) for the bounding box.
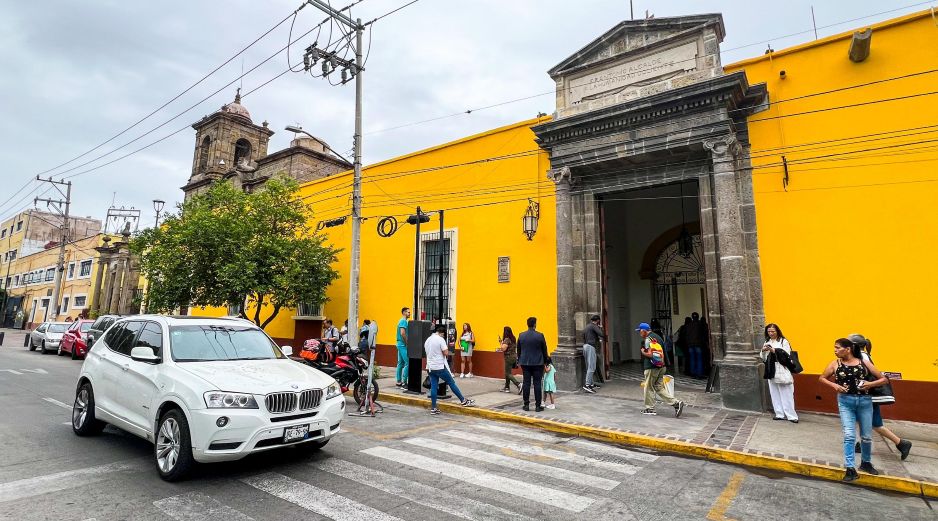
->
(788, 347, 804, 374)
(864, 356, 896, 405)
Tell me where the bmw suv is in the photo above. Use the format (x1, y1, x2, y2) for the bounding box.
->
(71, 315, 344, 481)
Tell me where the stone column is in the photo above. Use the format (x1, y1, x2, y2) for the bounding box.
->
(703, 135, 763, 412)
(118, 256, 137, 314)
(91, 248, 110, 314)
(549, 167, 583, 390)
(108, 257, 125, 315)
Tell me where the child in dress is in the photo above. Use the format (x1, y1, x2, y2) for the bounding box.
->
(543, 357, 557, 409)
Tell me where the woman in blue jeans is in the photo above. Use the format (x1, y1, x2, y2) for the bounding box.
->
(819, 337, 888, 482)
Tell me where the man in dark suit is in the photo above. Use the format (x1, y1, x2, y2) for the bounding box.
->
(517, 316, 549, 412)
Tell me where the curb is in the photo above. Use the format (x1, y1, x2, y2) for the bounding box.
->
(378, 391, 938, 499)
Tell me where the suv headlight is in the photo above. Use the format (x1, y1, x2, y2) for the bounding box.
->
(204, 391, 259, 409)
(325, 382, 341, 400)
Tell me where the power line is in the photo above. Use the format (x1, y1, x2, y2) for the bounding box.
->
(361, 5, 937, 137)
(33, 4, 306, 179)
(300, 115, 938, 206)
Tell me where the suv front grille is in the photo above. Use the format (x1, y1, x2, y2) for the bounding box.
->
(265, 392, 298, 413)
(299, 389, 323, 410)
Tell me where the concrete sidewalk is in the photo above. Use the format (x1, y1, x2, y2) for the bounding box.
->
(371, 365, 938, 494)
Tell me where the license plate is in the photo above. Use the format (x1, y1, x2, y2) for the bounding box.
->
(283, 424, 309, 442)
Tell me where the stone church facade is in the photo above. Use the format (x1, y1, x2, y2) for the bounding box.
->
(181, 91, 351, 199)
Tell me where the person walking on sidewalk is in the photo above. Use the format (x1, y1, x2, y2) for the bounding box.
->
(761, 323, 799, 422)
(395, 308, 411, 388)
(425, 323, 476, 414)
(457, 322, 476, 378)
(543, 357, 557, 409)
(848, 333, 913, 461)
(819, 337, 888, 482)
(518, 316, 549, 412)
(499, 326, 522, 394)
(637, 322, 685, 417)
(582, 314, 605, 394)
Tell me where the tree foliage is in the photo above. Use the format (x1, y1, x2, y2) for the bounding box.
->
(132, 178, 340, 329)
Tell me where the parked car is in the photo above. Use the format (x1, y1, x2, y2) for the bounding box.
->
(28, 322, 71, 354)
(71, 315, 344, 481)
(86, 314, 122, 348)
(59, 319, 95, 359)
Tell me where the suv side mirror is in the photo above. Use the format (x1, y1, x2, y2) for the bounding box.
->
(130, 346, 160, 364)
(280, 345, 293, 356)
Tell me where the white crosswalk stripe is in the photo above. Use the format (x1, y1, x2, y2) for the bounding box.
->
(474, 423, 659, 462)
(154, 492, 256, 521)
(242, 472, 404, 521)
(0, 460, 141, 503)
(312, 458, 541, 521)
(440, 430, 642, 475)
(404, 436, 621, 490)
(362, 446, 595, 512)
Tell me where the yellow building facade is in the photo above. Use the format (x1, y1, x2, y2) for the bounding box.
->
(1, 234, 105, 326)
(725, 10, 938, 420)
(191, 10, 937, 421)
(193, 117, 559, 377)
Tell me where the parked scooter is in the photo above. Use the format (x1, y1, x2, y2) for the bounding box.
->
(295, 338, 378, 405)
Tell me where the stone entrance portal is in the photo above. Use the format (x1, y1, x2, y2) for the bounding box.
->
(533, 14, 769, 411)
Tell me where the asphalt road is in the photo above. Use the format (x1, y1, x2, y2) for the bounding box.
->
(0, 332, 935, 521)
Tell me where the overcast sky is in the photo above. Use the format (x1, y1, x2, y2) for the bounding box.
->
(0, 0, 928, 230)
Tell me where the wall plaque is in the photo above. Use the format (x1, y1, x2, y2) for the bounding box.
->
(497, 256, 510, 283)
(567, 40, 698, 104)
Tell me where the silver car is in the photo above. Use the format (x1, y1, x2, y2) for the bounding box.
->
(28, 322, 70, 354)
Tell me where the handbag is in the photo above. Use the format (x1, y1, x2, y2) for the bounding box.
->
(788, 350, 804, 374)
(773, 362, 794, 385)
(864, 355, 896, 405)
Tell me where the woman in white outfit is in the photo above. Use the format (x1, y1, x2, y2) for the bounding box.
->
(761, 323, 799, 422)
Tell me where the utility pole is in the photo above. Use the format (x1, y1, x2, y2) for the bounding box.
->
(302, 1, 365, 346)
(35, 176, 72, 322)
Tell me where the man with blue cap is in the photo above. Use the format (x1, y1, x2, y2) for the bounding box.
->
(637, 322, 685, 417)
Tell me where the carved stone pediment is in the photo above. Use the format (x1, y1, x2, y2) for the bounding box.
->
(548, 14, 726, 119)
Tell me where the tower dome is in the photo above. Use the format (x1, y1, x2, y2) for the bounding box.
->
(220, 89, 252, 122)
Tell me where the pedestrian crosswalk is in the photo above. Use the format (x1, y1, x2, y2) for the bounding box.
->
(0, 419, 660, 521)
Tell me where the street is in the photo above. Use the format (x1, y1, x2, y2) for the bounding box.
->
(0, 340, 935, 521)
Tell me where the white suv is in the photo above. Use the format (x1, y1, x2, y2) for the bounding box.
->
(71, 315, 345, 481)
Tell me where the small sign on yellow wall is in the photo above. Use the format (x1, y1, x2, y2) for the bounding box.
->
(497, 256, 510, 283)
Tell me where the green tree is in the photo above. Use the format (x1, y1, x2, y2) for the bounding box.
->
(132, 178, 340, 329)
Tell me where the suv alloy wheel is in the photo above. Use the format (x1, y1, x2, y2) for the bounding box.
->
(72, 383, 106, 436)
(155, 409, 195, 482)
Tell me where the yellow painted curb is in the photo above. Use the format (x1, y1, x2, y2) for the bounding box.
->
(379, 392, 937, 499)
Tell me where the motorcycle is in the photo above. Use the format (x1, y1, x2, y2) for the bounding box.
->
(295, 338, 378, 406)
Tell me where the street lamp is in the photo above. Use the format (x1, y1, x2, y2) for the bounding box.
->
(153, 199, 165, 229)
(285, 125, 353, 165)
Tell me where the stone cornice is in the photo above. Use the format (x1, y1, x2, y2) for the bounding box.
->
(533, 72, 762, 147)
(257, 145, 352, 169)
(190, 111, 274, 136)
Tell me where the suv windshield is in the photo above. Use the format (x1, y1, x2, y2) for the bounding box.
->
(48, 324, 69, 333)
(169, 325, 284, 362)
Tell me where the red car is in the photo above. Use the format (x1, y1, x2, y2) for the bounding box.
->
(59, 319, 95, 359)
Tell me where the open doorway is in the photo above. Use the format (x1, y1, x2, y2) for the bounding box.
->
(600, 181, 707, 369)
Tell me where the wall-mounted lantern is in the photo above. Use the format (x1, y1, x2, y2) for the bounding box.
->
(523, 199, 540, 241)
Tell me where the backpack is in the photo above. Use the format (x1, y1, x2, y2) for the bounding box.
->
(647, 337, 666, 368)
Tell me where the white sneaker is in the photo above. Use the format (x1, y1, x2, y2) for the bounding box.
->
(467, 373, 474, 378)
(546, 404, 555, 409)
(459, 373, 465, 378)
